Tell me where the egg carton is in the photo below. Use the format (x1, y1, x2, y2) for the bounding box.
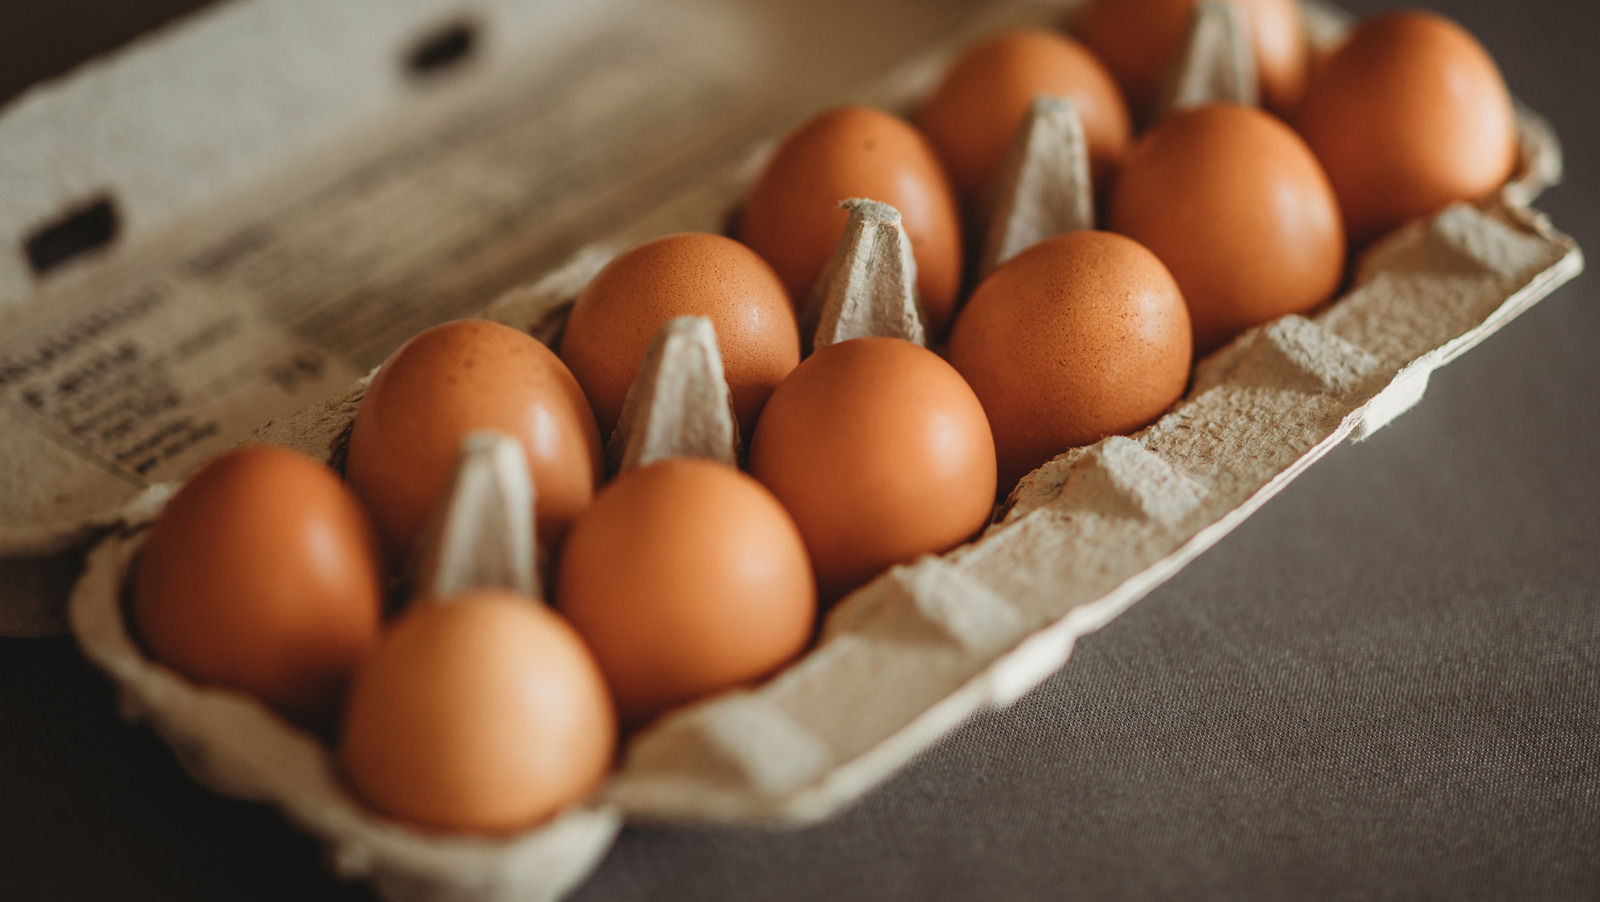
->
(65, 5, 1583, 902)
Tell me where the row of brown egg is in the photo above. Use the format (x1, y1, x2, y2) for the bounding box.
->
(125, 0, 1519, 839)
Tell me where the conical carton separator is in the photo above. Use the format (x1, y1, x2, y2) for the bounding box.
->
(978, 95, 1094, 279)
(1153, 0, 1258, 120)
(806, 198, 928, 350)
(404, 430, 541, 604)
(607, 315, 741, 476)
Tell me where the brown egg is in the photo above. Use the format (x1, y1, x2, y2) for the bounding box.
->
(739, 106, 965, 335)
(1294, 11, 1517, 247)
(1109, 103, 1344, 354)
(339, 591, 615, 833)
(1077, 0, 1309, 117)
(556, 458, 814, 725)
(947, 231, 1191, 489)
(133, 445, 383, 727)
(749, 337, 996, 600)
(346, 320, 603, 562)
(561, 233, 800, 439)
(916, 29, 1131, 203)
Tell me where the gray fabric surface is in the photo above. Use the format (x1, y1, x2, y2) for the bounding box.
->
(1, 0, 1595, 899)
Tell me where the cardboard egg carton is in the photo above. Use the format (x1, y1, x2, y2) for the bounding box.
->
(44, 0, 1594, 900)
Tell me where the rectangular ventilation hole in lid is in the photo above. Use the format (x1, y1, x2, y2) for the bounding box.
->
(405, 20, 479, 79)
(25, 195, 119, 276)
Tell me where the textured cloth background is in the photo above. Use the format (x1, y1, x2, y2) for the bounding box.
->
(1, 0, 1595, 899)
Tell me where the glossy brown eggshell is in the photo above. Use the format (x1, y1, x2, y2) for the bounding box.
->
(947, 231, 1192, 490)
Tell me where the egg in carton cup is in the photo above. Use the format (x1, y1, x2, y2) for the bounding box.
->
(71, 3, 1582, 902)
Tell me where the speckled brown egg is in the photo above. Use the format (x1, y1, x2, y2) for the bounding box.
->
(1077, 0, 1309, 117)
(749, 337, 996, 600)
(1294, 11, 1517, 247)
(346, 319, 602, 562)
(947, 231, 1191, 489)
(133, 445, 384, 728)
(339, 590, 615, 833)
(1110, 104, 1345, 354)
(916, 29, 1131, 204)
(560, 232, 800, 439)
(556, 458, 814, 726)
(739, 106, 965, 336)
